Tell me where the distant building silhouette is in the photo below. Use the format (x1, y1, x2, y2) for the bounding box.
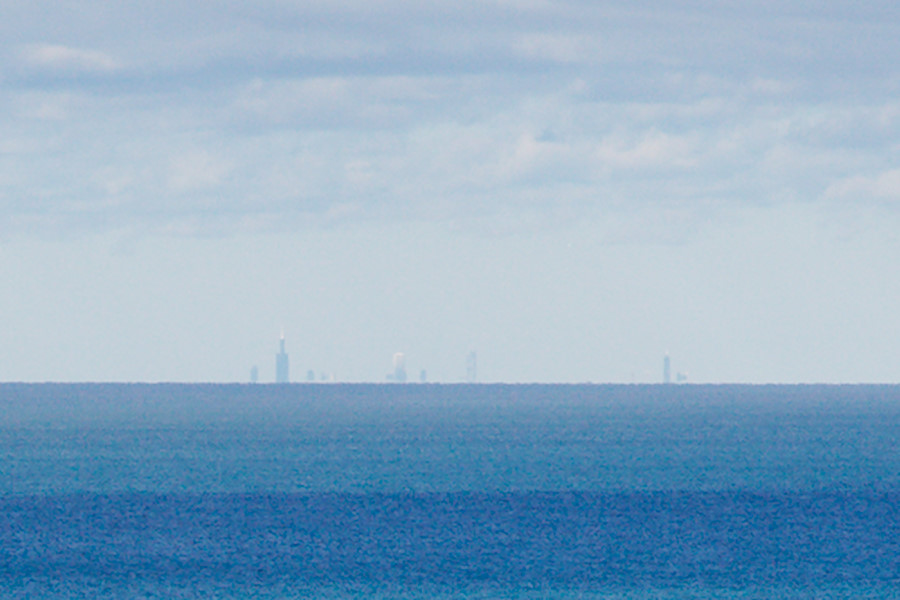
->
(419, 369, 427, 383)
(276, 333, 290, 383)
(663, 354, 671, 384)
(250, 365, 259, 384)
(466, 351, 477, 383)
(388, 352, 407, 382)
(307, 369, 315, 382)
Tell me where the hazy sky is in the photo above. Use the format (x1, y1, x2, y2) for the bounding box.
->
(3, 1, 900, 383)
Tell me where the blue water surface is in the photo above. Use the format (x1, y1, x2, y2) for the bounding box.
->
(1, 383, 899, 598)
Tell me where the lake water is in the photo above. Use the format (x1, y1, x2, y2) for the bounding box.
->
(1, 383, 898, 598)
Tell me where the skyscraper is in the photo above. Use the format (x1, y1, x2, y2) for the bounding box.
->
(466, 351, 477, 383)
(663, 353, 671, 384)
(391, 352, 407, 383)
(276, 333, 290, 383)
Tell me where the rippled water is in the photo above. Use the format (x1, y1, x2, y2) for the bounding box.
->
(1, 383, 899, 598)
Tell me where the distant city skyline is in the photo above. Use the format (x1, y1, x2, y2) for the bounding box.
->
(255, 334, 689, 385)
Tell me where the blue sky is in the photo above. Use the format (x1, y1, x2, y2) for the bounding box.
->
(2, 1, 900, 382)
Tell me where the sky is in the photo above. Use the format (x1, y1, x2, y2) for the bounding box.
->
(2, 1, 900, 383)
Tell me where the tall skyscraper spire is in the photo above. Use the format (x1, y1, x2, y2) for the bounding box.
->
(466, 351, 477, 383)
(276, 332, 290, 383)
(390, 352, 407, 383)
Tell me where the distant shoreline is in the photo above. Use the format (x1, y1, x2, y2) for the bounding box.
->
(2, 381, 898, 387)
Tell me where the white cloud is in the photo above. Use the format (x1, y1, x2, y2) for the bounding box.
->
(496, 133, 572, 181)
(168, 151, 232, 193)
(825, 169, 900, 202)
(20, 44, 120, 73)
(510, 33, 600, 63)
(2, 1, 900, 239)
(231, 75, 478, 131)
(747, 77, 795, 96)
(91, 167, 137, 197)
(13, 92, 79, 121)
(595, 131, 699, 170)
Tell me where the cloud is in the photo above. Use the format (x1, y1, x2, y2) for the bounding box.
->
(231, 76, 439, 130)
(595, 131, 699, 170)
(510, 33, 601, 63)
(825, 169, 900, 203)
(12, 92, 76, 121)
(20, 44, 120, 73)
(2, 2, 900, 239)
(168, 151, 232, 193)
